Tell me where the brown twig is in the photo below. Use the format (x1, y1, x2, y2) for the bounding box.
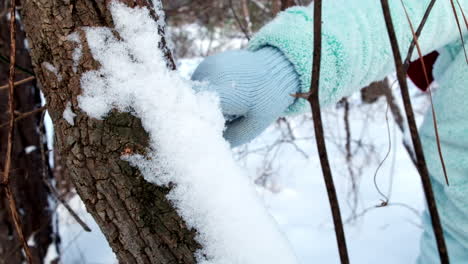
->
(373, 102, 391, 203)
(403, 0, 436, 67)
(0, 106, 47, 129)
(340, 98, 359, 217)
(380, 79, 418, 166)
(400, 0, 449, 185)
(0, 54, 36, 76)
(449, 0, 468, 64)
(345, 202, 421, 225)
(241, 0, 253, 37)
(0, 76, 35, 90)
(380, 0, 449, 262)
(457, 0, 468, 30)
(38, 112, 92, 232)
(1, 0, 34, 263)
(294, 0, 350, 262)
(229, 0, 251, 40)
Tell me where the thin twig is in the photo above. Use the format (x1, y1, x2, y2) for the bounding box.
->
(457, 0, 468, 30)
(229, 0, 251, 40)
(38, 112, 92, 232)
(345, 202, 421, 225)
(404, 0, 437, 67)
(380, 1, 449, 262)
(380, 79, 418, 166)
(400, 0, 449, 185)
(373, 103, 391, 203)
(449, 0, 468, 64)
(0, 54, 36, 76)
(340, 98, 359, 217)
(0, 76, 35, 90)
(0, 106, 47, 129)
(1, 1, 34, 263)
(241, 0, 253, 37)
(295, 1, 350, 262)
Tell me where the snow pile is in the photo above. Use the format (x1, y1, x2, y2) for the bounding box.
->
(78, 2, 297, 263)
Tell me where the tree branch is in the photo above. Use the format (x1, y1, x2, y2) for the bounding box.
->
(229, 0, 251, 40)
(1, 0, 34, 263)
(0, 76, 35, 90)
(0, 106, 46, 130)
(295, 0, 350, 262)
(403, 0, 436, 67)
(400, 0, 449, 185)
(379, 0, 449, 262)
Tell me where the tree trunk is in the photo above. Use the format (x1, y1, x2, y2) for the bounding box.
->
(0, 0, 54, 263)
(20, 0, 200, 263)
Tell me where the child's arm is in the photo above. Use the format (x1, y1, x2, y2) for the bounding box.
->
(192, 0, 467, 146)
(248, 0, 466, 113)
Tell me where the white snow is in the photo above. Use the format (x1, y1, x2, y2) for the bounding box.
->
(58, 56, 430, 263)
(52, 195, 116, 264)
(67, 32, 83, 73)
(24, 145, 37, 154)
(42, 62, 63, 82)
(63, 101, 76, 126)
(27, 233, 36, 247)
(78, 2, 297, 263)
(53, 2, 435, 263)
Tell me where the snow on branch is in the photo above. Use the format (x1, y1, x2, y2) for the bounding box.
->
(77, 2, 298, 263)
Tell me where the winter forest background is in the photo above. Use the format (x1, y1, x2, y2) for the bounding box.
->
(0, 0, 445, 263)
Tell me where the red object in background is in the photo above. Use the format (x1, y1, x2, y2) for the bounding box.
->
(406, 51, 439, 91)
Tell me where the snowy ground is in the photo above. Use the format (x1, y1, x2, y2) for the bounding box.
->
(53, 53, 432, 263)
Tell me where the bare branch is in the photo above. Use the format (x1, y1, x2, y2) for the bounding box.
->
(229, 0, 251, 40)
(400, 0, 449, 185)
(380, 0, 449, 262)
(296, 1, 350, 262)
(1, 0, 34, 263)
(0, 76, 35, 90)
(404, 0, 436, 67)
(449, 0, 468, 64)
(0, 106, 46, 129)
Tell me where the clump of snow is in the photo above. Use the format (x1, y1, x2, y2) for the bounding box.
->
(27, 233, 36, 247)
(78, 2, 297, 263)
(25, 145, 37, 154)
(67, 32, 83, 73)
(63, 102, 76, 126)
(42, 62, 63, 82)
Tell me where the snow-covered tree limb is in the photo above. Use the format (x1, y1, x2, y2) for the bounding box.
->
(20, 0, 200, 263)
(20, 0, 297, 263)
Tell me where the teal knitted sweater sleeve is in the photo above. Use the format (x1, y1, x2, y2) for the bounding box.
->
(248, 0, 467, 114)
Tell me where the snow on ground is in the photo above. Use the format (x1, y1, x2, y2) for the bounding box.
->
(242, 93, 428, 264)
(54, 196, 116, 264)
(55, 3, 433, 263)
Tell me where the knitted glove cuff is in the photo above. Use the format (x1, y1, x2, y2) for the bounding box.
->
(247, 6, 347, 114)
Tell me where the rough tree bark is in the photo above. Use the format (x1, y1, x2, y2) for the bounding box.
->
(20, 0, 200, 263)
(0, 0, 53, 263)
